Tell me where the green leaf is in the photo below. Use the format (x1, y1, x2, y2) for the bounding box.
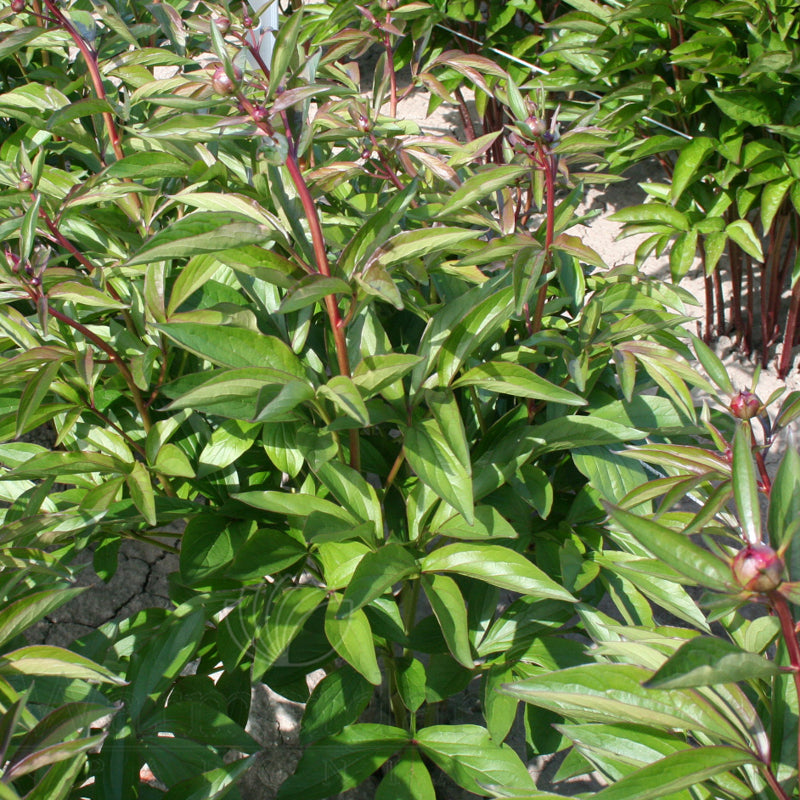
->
(159, 759, 256, 800)
(432, 505, 518, 541)
(154, 443, 195, 478)
(0, 646, 125, 685)
(605, 504, 731, 591)
(708, 89, 778, 126)
(670, 137, 715, 202)
(314, 460, 382, 534)
(126, 461, 156, 526)
(692, 335, 735, 395)
(126, 606, 205, 720)
(732, 425, 761, 545)
(339, 543, 418, 616)
(421, 543, 575, 602)
(279, 275, 352, 314)
(15, 359, 63, 440)
(483, 664, 518, 743)
(254, 586, 327, 679)
(253, 380, 315, 422)
(376, 750, 436, 800)
(142, 702, 259, 753)
(769, 447, 800, 558)
(300, 666, 374, 745)
(645, 637, 780, 689)
(127, 212, 274, 264)
(276, 724, 408, 800)
(155, 323, 304, 374)
(234, 490, 356, 525)
(416, 724, 535, 794)
(0, 588, 84, 650)
(318, 375, 370, 426)
(227, 528, 306, 579)
(366, 227, 480, 271)
(608, 204, 689, 231)
(726, 219, 763, 261)
(179, 515, 246, 584)
(404, 418, 473, 523)
(669, 229, 698, 282)
(395, 656, 427, 713)
(502, 664, 745, 744)
(453, 361, 586, 405)
(591, 745, 757, 800)
(325, 593, 381, 685)
(438, 166, 530, 216)
(352, 354, 422, 398)
(267, 6, 304, 99)
(421, 573, 474, 669)
(198, 419, 260, 477)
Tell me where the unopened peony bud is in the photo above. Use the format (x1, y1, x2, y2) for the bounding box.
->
(732, 543, 784, 592)
(11, 0, 26, 12)
(212, 65, 241, 95)
(730, 389, 761, 420)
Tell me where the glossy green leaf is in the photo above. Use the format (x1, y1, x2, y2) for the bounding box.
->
(645, 637, 780, 689)
(0, 646, 125, 685)
(234, 490, 356, 525)
(142, 702, 259, 753)
(254, 586, 327, 679)
(318, 375, 369, 426)
(421, 573, 474, 669)
(127, 212, 273, 264)
(197, 419, 260, 477)
(708, 89, 778, 126)
(276, 724, 408, 800)
(126, 606, 204, 720)
(670, 137, 715, 202)
(591, 745, 757, 800)
(366, 227, 480, 271)
(395, 656, 427, 713)
(726, 219, 763, 261)
(159, 758, 256, 800)
(421, 543, 575, 602)
(325, 593, 381, 685)
(253, 380, 315, 422)
(438, 166, 530, 216)
(669, 228, 698, 281)
(279, 275, 352, 314)
(300, 665, 374, 745)
(416, 724, 535, 794)
(0, 588, 84, 650)
(179, 515, 246, 584)
(126, 461, 156, 526)
(605, 503, 731, 591)
(155, 323, 304, 374)
(227, 528, 307, 579)
(503, 664, 745, 744)
(376, 750, 435, 800)
(692, 335, 735, 395)
(404, 417, 473, 524)
(732, 424, 761, 545)
(453, 361, 586, 405)
(352, 354, 422, 398)
(608, 204, 689, 231)
(339, 543, 418, 616)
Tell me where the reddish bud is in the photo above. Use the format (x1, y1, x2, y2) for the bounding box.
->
(252, 105, 269, 123)
(730, 389, 761, 420)
(732, 543, 784, 593)
(525, 116, 547, 138)
(213, 16, 231, 34)
(211, 65, 241, 95)
(17, 170, 32, 191)
(11, 0, 26, 12)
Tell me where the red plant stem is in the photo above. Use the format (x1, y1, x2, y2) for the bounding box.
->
(237, 89, 359, 469)
(778, 278, 800, 378)
(712, 267, 725, 335)
(769, 590, 800, 791)
(41, 1, 123, 164)
(755, 450, 772, 495)
(531, 146, 555, 334)
(761, 763, 792, 800)
(45, 304, 150, 432)
(454, 87, 477, 143)
(703, 273, 713, 344)
(384, 30, 397, 118)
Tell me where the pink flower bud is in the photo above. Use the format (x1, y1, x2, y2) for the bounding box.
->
(732, 543, 784, 592)
(730, 389, 761, 420)
(211, 65, 241, 96)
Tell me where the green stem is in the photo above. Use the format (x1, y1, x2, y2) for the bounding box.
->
(531, 145, 555, 334)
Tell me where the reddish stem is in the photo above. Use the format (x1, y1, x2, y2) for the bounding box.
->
(531, 146, 555, 334)
(769, 590, 800, 794)
(778, 278, 800, 378)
